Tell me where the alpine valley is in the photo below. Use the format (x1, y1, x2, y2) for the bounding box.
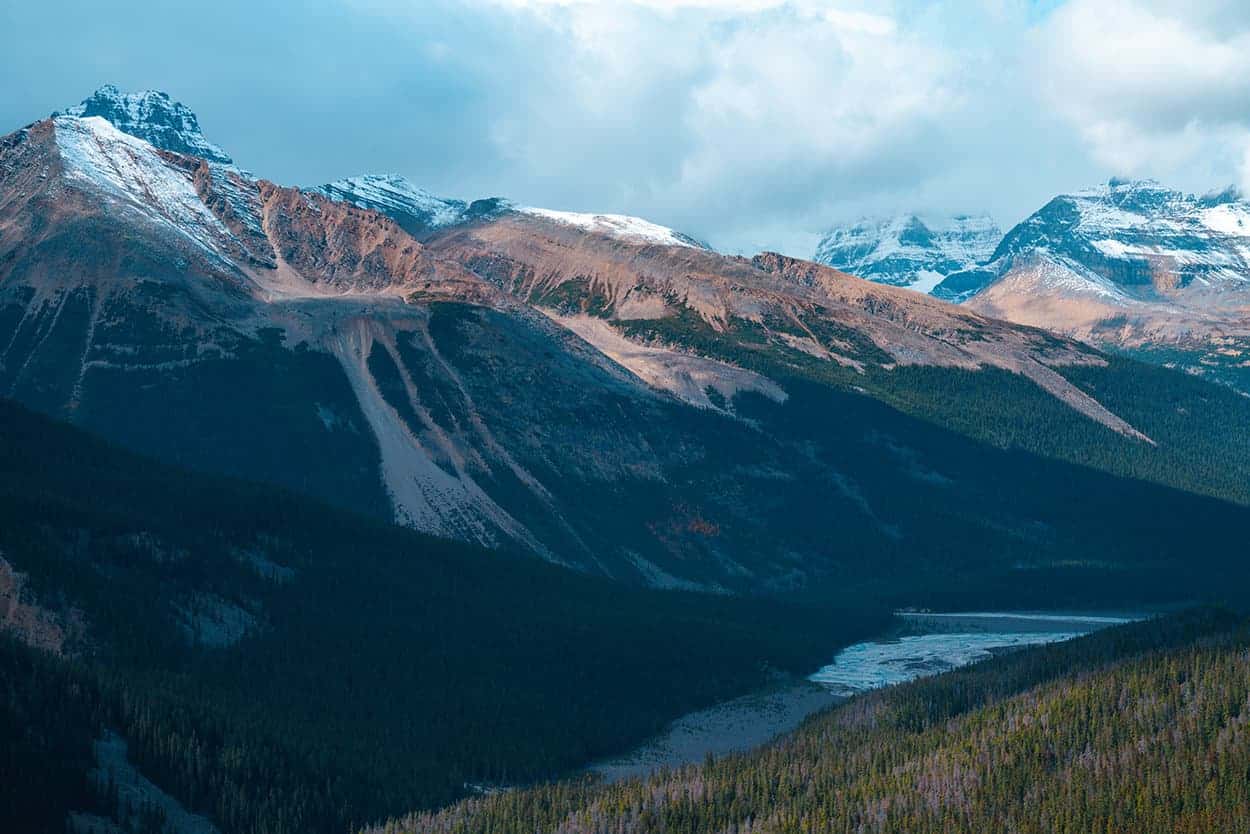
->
(3, 86, 1250, 834)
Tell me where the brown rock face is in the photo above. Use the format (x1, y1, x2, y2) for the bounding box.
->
(966, 256, 1250, 387)
(255, 182, 474, 294)
(420, 221, 1147, 439)
(0, 556, 84, 655)
(428, 219, 1103, 369)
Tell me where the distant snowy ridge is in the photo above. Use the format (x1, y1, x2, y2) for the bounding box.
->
(55, 84, 234, 165)
(814, 213, 1000, 296)
(518, 207, 711, 250)
(309, 175, 708, 250)
(311, 174, 468, 234)
(962, 178, 1250, 392)
(817, 180, 1250, 306)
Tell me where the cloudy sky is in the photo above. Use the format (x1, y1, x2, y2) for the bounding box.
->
(4, 0, 1250, 254)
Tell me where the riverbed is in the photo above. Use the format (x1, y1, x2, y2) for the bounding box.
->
(590, 610, 1141, 782)
(809, 611, 1140, 694)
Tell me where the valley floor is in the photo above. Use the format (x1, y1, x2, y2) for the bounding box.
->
(589, 679, 843, 783)
(378, 608, 1248, 834)
(591, 610, 1138, 784)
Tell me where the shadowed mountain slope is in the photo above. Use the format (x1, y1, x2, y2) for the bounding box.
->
(3, 92, 1250, 597)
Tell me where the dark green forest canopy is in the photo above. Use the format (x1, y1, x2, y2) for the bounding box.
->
(0, 399, 884, 834)
(618, 305, 1250, 508)
(378, 609, 1250, 834)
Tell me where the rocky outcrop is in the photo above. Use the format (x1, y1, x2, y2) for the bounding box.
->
(0, 555, 85, 654)
(55, 84, 234, 165)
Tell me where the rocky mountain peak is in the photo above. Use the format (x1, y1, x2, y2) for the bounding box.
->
(814, 212, 1001, 295)
(54, 84, 234, 165)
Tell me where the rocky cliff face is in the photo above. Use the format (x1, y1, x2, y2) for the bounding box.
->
(55, 84, 234, 165)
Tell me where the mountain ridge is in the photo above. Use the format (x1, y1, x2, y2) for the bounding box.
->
(963, 177, 1250, 390)
(5, 87, 1250, 596)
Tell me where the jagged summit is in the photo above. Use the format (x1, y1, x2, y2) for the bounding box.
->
(819, 180, 1250, 309)
(986, 178, 1250, 283)
(814, 213, 1000, 295)
(1199, 184, 1244, 207)
(964, 176, 1250, 390)
(54, 84, 234, 165)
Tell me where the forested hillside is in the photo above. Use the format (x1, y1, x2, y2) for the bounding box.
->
(614, 292, 1250, 510)
(9, 107, 1250, 595)
(378, 609, 1250, 834)
(0, 399, 884, 834)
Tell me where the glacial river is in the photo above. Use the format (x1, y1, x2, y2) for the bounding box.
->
(809, 611, 1141, 694)
(591, 610, 1142, 782)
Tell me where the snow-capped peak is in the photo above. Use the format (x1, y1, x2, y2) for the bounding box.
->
(517, 207, 709, 249)
(55, 84, 234, 165)
(814, 212, 1001, 294)
(52, 115, 234, 262)
(970, 177, 1250, 306)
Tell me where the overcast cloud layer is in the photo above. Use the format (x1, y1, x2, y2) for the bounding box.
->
(4, 0, 1250, 255)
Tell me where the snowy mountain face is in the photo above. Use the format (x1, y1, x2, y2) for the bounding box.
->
(814, 214, 1000, 298)
(965, 179, 1250, 390)
(55, 84, 234, 165)
(312, 174, 709, 249)
(311, 175, 470, 237)
(981, 179, 1250, 297)
(52, 115, 239, 266)
(517, 207, 711, 249)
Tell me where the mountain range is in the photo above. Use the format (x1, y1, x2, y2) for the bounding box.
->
(5, 84, 1250, 834)
(4, 86, 1250, 600)
(817, 180, 1250, 390)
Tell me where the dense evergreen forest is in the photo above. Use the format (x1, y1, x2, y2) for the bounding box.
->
(0, 399, 885, 834)
(378, 609, 1250, 834)
(618, 306, 1250, 508)
(5, 361, 1250, 834)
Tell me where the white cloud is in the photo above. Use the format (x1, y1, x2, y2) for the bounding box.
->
(10, 0, 1250, 256)
(1034, 0, 1250, 191)
(442, 0, 966, 252)
(822, 8, 897, 36)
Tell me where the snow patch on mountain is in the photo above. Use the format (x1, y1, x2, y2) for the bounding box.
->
(814, 213, 1000, 295)
(53, 116, 234, 263)
(1026, 256, 1133, 303)
(313, 174, 467, 232)
(1198, 202, 1250, 237)
(519, 207, 709, 249)
(56, 85, 233, 165)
